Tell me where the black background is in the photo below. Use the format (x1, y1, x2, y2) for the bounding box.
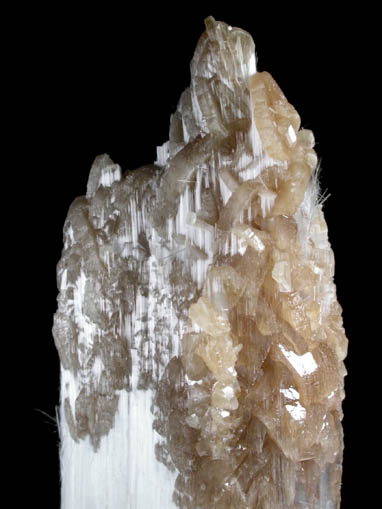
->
(13, 4, 373, 507)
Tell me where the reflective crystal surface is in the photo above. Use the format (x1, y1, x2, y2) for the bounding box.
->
(53, 16, 347, 509)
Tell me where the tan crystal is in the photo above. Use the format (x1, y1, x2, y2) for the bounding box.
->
(54, 15, 347, 509)
(169, 18, 346, 508)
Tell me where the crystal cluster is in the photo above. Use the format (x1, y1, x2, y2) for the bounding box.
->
(53, 16, 347, 509)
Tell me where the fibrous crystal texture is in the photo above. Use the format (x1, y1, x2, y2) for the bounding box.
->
(53, 16, 347, 509)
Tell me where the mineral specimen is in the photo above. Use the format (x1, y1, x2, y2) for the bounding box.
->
(53, 16, 347, 509)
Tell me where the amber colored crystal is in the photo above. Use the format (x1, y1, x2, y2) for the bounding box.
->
(53, 16, 347, 509)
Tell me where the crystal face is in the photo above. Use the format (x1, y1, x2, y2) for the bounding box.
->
(53, 16, 347, 509)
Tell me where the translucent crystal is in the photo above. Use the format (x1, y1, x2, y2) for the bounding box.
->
(53, 16, 347, 509)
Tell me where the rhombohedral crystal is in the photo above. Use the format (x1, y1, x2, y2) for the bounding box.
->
(53, 16, 347, 509)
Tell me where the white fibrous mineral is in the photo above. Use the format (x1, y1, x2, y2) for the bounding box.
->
(53, 16, 347, 509)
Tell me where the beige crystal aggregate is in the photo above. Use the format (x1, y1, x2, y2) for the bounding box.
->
(53, 16, 347, 509)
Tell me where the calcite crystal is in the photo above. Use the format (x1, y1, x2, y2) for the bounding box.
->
(53, 16, 347, 509)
